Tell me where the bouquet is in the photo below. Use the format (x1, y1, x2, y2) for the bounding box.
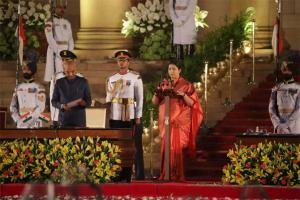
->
(121, 0, 171, 37)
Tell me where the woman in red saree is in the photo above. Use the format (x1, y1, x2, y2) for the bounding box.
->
(152, 60, 203, 181)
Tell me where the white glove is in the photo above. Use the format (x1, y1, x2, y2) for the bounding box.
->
(276, 123, 290, 134)
(17, 118, 29, 128)
(45, 21, 52, 33)
(173, 19, 183, 27)
(277, 123, 288, 130)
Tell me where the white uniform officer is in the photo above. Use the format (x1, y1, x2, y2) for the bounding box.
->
(169, 0, 197, 59)
(106, 51, 143, 126)
(10, 60, 47, 128)
(44, 0, 74, 123)
(106, 50, 145, 181)
(269, 60, 300, 134)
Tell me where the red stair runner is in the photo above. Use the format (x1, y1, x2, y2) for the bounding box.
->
(186, 72, 281, 182)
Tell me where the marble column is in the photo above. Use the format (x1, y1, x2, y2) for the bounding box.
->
(75, 0, 135, 59)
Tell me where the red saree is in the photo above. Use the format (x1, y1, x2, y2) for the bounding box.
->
(158, 77, 203, 181)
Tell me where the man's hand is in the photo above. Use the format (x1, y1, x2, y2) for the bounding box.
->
(63, 104, 71, 111)
(173, 19, 183, 27)
(44, 22, 52, 32)
(78, 99, 86, 107)
(277, 123, 290, 134)
(135, 118, 141, 125)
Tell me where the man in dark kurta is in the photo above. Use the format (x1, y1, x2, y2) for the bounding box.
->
(51, 50, 91, 127)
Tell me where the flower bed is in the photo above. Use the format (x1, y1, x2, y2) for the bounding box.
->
(0, 137, 122, 184)
(222, 142, 300, 186)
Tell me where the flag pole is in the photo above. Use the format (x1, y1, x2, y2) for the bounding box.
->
(275, 0, 282, 82)
(50, 0, 57, 76)
(16, 0, 21, 87)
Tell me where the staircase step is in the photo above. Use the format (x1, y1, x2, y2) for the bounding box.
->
(234, 102, 269, 110)
(248, 87, 271, 94)
(197, 142, 235, 151)
(198, 135, 236, 143)
(212, 126, 273, 134)
(258, 81, 275, 88)
(186, 159, 228, 169)
(185, 168, 223, 179)
(217, 119, 272, 127)
(194, 150, 229, 160)
(243, 94, 270, 101)
(227, 111, 269, 119)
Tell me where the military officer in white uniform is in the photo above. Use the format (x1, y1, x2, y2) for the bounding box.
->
(44, 0, 74, 123)
(10, 60, 46, 129)
(106, 50, 145, 181)
(269, 60, 300, 134)
(169, 0, 197, 59)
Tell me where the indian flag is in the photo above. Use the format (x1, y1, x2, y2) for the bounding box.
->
(271, 17, 283, 57)
(20, 112, 32, 123)
(15, 15, 27, 65)
(38, 113, 50, 123)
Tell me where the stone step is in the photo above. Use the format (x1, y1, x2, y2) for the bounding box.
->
(212, 125, 273, 134)
(217, 119, 272, 127)
(77, 32, 132, 40)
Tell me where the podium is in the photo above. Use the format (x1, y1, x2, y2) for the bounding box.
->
(164, 95, 171, 181)
(157, 80, 176, 181)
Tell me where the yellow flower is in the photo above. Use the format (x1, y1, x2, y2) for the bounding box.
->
(61, 145, 69, 155)
(44, 166, 51, 175)
(87, 137, 94, 144)
(100, 152, 108, 162)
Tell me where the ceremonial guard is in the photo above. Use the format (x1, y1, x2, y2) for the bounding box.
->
(106, 50, 145, 181)
(169, 0, 197, 59)
(44, 0, 74, 123)
(10, 53, 47, 128)
(51, 50, 91, 128)
(269, 60, 300, 134)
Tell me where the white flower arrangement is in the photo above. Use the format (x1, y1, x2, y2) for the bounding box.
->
(121, 1, 208, 37)
(0, 0, 50, 28)
(121, 0, 171, 37)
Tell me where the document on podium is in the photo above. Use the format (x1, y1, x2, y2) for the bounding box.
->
(66, 98, 83, 108)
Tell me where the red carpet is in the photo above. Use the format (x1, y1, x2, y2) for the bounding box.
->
(0, 183, 299, 199)
(185, 72, 300, 181)
(211, 74, 275, 135)
(185, 72, 278, 181)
